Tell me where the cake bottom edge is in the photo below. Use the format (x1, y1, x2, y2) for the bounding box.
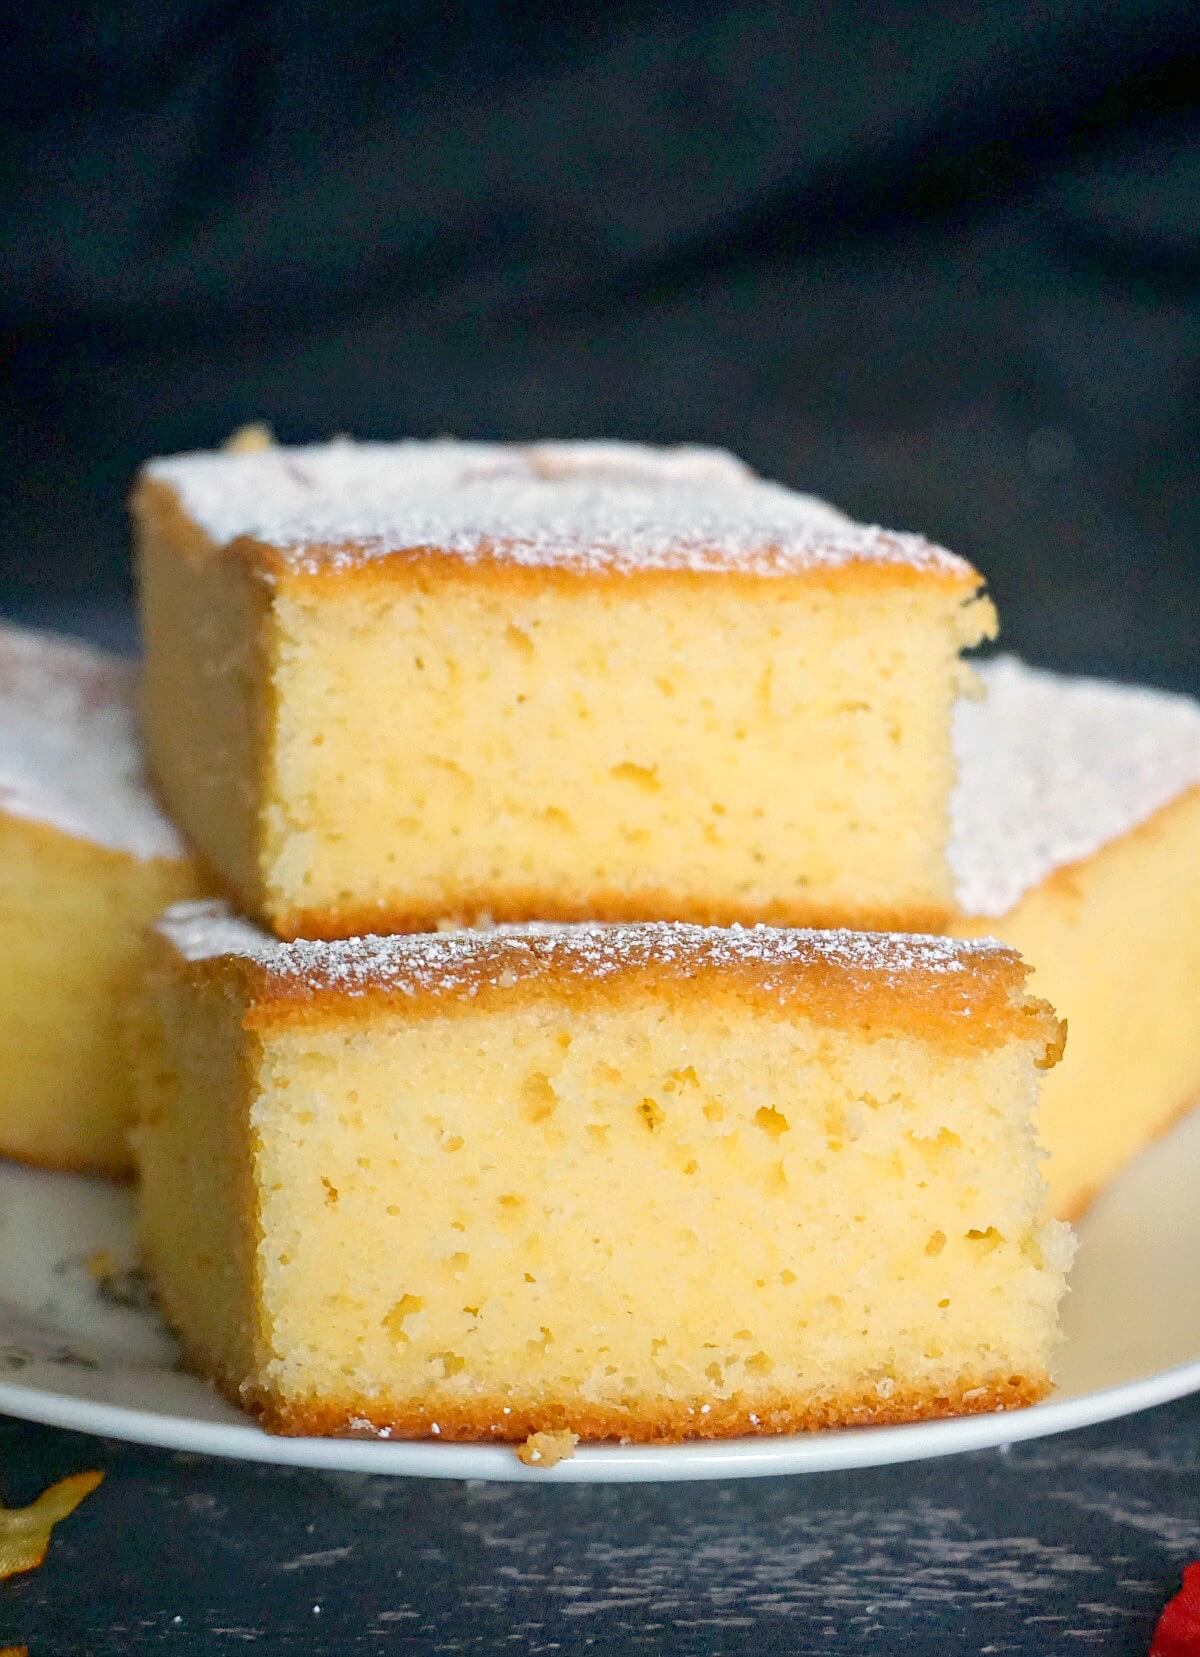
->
(205, 1365, 1051, 1443)
(265, 892, 955, 944)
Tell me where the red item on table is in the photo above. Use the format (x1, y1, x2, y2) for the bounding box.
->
(1151, 1564, 1200, 1657)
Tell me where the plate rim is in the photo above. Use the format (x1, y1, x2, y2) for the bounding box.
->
(4, 1355, 1200, 1483)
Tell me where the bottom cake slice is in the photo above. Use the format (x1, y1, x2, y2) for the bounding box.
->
(130, 905, 1072, 1441)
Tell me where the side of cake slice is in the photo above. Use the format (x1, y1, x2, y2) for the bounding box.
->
(0, 622, 210, 1174)
(132, 438, 996, 940)
(129, 904, 1071, 1441)
(951, 656, 1200, 1220)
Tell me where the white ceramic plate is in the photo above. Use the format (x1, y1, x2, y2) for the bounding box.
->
(2, 1107, 1198, 1484)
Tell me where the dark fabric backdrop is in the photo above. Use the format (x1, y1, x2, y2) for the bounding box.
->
(2, 0, 1198, 685)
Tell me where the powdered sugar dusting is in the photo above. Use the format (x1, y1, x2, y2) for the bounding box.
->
(523, 440, 754, 486)
(160, 902, 266, 962)
(158, 901, 1008, 1000)
(952, 656, 1200, 917)
(0, 622, 186, 860)
(145, 438, 972, 581)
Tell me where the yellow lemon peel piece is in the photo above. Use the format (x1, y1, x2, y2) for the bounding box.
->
(0, 1471, 104, 1580)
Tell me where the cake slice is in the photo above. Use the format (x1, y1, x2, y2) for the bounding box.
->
(132, 437, 995, 940)
(952, 656, 1200, 1220)
(0, 622, 210, 1173)
(130, 904, 1070, 1441)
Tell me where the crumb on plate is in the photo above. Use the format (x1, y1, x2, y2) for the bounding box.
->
(516, 1431, 579, 1469)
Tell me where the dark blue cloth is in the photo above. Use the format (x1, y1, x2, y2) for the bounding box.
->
(2, 1, 1197, 686)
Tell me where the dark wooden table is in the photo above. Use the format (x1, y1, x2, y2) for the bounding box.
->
(3, 1397, 1198, 1654)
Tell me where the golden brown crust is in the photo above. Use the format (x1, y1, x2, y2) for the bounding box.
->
(157, 916, 1063, 1063)
(256, 540, 988, 599)
(133, 471, 988, 600)
(272, 891, 955, 945)
(253, 947, 1060, 1062)
(242, 975, 1060, 1063)
(155, 1289, 1049, 1441)
(217, 1370, 1050, 1442)
(154, 1290, 1050, 1440)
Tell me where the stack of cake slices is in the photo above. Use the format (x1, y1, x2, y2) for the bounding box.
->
(3, 434, 1198, 1448)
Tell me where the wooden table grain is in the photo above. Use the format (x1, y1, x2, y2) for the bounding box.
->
(2, 1397, 1198, 1654)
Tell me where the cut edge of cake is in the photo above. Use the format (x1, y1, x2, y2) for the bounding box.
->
(132, 905, 1072, 1443)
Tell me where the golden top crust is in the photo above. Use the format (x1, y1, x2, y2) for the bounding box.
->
(153, 902, 1062, 1059)
(136, 438, 983, 592)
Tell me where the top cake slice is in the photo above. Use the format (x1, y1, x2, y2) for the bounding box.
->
(133, 437, 995, 940)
